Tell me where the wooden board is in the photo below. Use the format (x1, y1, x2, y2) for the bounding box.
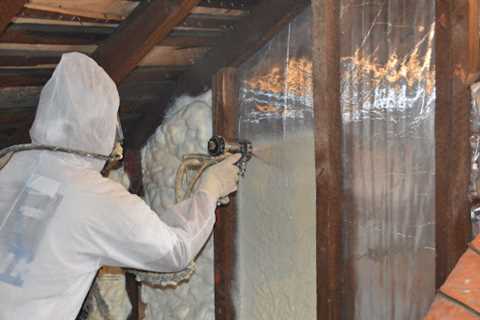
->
(212, 67, 239, 320)
(312, 1, 343, 319)
(435, 0, 477, 288)
(25, 0, 138, 21)
(138, 46, 209, 66)
(92, 0, 202, 83)
(0, 1, 27, 34)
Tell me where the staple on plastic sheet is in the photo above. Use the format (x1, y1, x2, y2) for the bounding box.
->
(235, 8, 317, 320)
(340, 1, 436, 319)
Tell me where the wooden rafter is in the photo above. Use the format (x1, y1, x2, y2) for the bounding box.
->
(312, 1, 343, 319)
(127, 0, 309, 149)
(0, 1, 27, 34)
(92, 0, 203, 84)
(212, 67, 239, 320)
(435, 0, 476, 288)
(176, 0, 310, 95)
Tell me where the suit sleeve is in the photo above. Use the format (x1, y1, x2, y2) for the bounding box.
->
(85, 187, 217, 273)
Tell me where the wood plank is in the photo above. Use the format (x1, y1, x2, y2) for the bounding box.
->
(312, 0, 343, 319)
(0, 52, 60, 67)
(176, 0, 310, 96)
(0, 68, 53, 87)
(123, 66, 186, 83)
(0, 86, 41, 110)
(138, 46, 209, 66)
(1, 23, 112, 45)
(468, 0, 479, 74)
(0, 1, 27, 34)
(0, 43, 96, 53)
(435, 0, 474, 288)
(191, 6, 247, 16)
(0, 66, 182, 87)
(25, 0, 139, 21)
(183, 13, 241, 30)
(0, 78, 175, 110)
(92, 0, 203, 84)
(0, 23, 219, 47)
(198, 0, 259, 9)
(18, 8, 114, 24)
(212, 67, 238, 320)
(119, 80, 177, 104)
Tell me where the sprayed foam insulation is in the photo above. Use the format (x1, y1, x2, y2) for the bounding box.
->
(235, 8, 317, 319)
(141, 91, 214, 320)
(84, 93, 213, 320)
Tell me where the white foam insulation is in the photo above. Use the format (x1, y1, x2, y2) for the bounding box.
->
(141, 91, 214, 320)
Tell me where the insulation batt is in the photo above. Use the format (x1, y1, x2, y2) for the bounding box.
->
(141, 91, 214, 320)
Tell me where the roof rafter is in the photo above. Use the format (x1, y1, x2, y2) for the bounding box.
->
(176, 0, 310, 95)
(0, 1, 27, 34)
(92, 0, 203, 84)
(129, 0, 310, 148)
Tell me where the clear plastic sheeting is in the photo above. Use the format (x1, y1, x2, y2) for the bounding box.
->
(340, 1, 436, 319)
(235, 8, 316, 320)
(470, 83, 480, 236)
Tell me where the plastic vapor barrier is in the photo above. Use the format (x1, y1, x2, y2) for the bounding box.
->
(235, 8, 317, 320)
(340, 1, 436, 319)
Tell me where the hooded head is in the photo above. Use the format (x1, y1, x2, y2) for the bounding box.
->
(30, 52, 120, 166)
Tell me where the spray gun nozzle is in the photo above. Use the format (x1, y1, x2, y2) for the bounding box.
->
(207, 135, 253, 176)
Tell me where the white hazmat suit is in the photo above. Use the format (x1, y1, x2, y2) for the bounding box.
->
(0, 52, 239, 319)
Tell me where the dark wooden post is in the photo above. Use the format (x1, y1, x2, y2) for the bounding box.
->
(435, 0, 478, 288)
(212, 67, 239, 320)
(312, 1, 344, 319)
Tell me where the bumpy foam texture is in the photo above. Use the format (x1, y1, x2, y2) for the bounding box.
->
(84, 273, 132, 320)
(141, 91, 214, 320)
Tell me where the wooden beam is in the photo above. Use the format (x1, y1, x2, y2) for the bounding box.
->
(0, 23, 112, 45)
(0, 66, 183, 87)
(198, 0, 259, 9)
(435, 0, 475, 288)
(92, 0, 202, 84)
(0, 52, 60, 67)
(0, 1, 27, 34)
(24, 1, 138, 21)
(0, 86, 42, 110)
(312, 0, 343, 319)
(0, 68, 53, 87)
(176, 0, 310, 96)
(0, 24, 220, 48)
(212, 67, 238, 320)
(18, 8, 114, 24)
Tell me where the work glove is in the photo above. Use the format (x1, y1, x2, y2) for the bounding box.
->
(198, 154, 241, 201)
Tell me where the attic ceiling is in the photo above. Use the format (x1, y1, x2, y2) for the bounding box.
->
(0, 0, 308, 150)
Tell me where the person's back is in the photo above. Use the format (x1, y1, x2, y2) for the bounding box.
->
(0, 52, 239, 319)
(0, 150, 120, 319)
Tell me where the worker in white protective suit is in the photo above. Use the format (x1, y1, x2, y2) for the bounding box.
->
(0, 52, 240, 319)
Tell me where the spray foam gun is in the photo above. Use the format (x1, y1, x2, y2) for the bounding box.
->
(175, 135, 252, 206)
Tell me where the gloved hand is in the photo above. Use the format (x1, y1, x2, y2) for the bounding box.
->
(197, 154, 241, 200)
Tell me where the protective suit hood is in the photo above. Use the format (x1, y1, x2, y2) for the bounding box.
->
(29, 52, 120, 169)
